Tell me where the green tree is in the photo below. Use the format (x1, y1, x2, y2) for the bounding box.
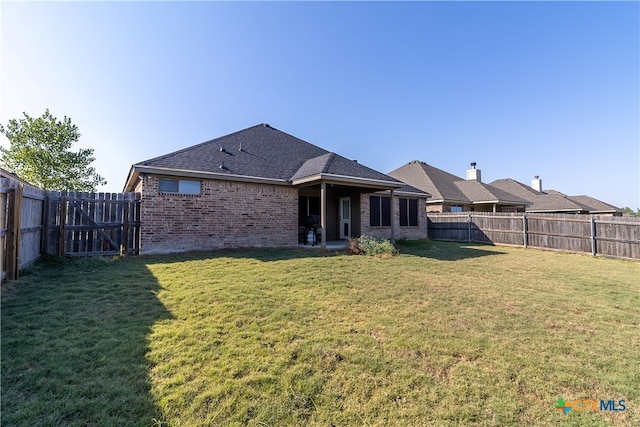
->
(622, 207, 640, 217)
(0, 109, 106, 191)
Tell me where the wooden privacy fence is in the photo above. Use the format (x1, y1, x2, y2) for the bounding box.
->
(427, 213, 640, 260)
(45, 191, 141, 258)
(1, 177, 141, 281)
(1, 179, 47, 282)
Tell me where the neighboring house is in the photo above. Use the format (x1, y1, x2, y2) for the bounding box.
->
(546, 190, 622, 216)
(388, 161, 529, 213)
(490, 178, 588, 214)
(123, 124, 430, 254)
(490, 178, 622, 216)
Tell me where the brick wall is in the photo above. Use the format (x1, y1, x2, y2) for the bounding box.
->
(360, 193, 429, 240)
(140, 175, 298, 254)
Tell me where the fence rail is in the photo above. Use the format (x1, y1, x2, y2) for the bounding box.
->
(427, 212, 640, 260)
(1, 176, 141, 282)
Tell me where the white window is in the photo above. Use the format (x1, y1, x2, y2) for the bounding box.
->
(159, 178, 201, 195)
(450, 205, 463, 213)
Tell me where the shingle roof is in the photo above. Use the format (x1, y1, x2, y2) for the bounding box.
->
(545, 190, 621, 214)
(388, 161, 468, 202)
(454, 180, 528, 204)
(289, 152, 399, 184)
(567, 195, 621, 213)
(388, 161, 527, 205)
(490, 179, 621, 213)
(127, 124, 404, 189)
(490, 179, 586, 212)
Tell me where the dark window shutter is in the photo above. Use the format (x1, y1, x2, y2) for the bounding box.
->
(381, 197, 391, 227)
(399, 198, 408, 226)
(409, 199, 419, 226)
(370, 196, 381, 226)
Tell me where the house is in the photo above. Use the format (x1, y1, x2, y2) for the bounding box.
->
(489, 178, 588, 214)
(388, 161, 529, 213)
(546, 191, 622, 216)
(490, 177, 622, 216)
(123, 124, 430, 254)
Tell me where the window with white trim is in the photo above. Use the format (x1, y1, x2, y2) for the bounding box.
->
(450, 205, 463, 213)
(158, 178, 201, 195)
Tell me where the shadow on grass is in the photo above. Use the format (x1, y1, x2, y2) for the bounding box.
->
(138, 246, 348, 265)
(396, 239, 506, 261)
(136, 240, 504, 266)
(1, 256, 173, 426)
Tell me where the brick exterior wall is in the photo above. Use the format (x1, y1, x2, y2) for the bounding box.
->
(360, 193, 429, 240)
(139, 175, 298, 254)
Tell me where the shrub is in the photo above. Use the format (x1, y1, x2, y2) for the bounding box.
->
(349, 235, 398, 257)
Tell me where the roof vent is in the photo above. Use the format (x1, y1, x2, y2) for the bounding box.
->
(220, 147, 226, 153)
(239, 143, 243, 152)
(219, 161, 225, 170)
(263, 123, 270, 128)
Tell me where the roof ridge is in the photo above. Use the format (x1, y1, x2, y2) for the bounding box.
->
(322, 153, 337, 174)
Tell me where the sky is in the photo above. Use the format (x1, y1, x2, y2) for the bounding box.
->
(1, 1, 638, 209)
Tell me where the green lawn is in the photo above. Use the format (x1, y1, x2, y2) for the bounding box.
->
(2, 241, 638, 426)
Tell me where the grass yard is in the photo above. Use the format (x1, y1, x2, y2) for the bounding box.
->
(2, 241, 638, 426)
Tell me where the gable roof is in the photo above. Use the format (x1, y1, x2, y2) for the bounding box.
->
(124, 124, 408, 192)
(388, 161, 528, 205)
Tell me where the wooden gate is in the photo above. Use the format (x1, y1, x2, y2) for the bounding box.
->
(44, 192, 141, 257)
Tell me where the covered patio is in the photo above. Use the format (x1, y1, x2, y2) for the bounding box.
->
(292, 154, 404, 249)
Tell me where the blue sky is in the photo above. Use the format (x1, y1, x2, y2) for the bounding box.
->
(1, 1, 638, 209)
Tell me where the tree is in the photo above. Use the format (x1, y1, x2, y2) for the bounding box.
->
(0, 109, 106, 191)
(623, 207, 640, 217)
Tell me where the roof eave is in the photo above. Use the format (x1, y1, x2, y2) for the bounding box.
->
(375, 189, 431, 198)
(291, 173, 403, 189)
(126, 165, 291, 190)
(471, 200, 530, 206)
(526, 208, 585, 213)
(426, 198, 467, 204)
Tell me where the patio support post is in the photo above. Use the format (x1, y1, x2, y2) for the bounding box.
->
(390, 188, 396, 243)
(320, 182, 327, 249)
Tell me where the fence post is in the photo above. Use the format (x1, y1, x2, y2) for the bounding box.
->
(122, 200, 130, 256)
(58, 195, 67, 257)
(522, 214, 528, 248)
(590, 216, 597, 256)
(6, 184, 24, 281)
(467, 213, 472, 243)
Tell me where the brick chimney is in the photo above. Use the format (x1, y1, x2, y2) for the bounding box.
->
(466, 162, 481, 182)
